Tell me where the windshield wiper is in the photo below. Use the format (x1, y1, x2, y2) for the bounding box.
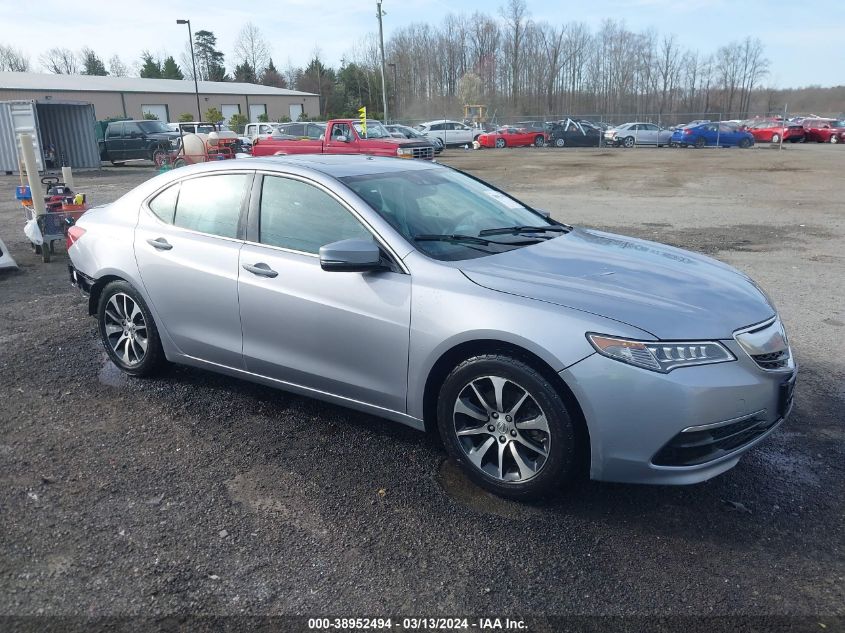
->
(478, 225, 569, 237)
(414, 233, 542, 246)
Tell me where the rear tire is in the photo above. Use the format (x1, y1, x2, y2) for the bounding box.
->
(173, 158, 188, 168)
(437, 353, 576, 500)
(97, 281, 165, 377)
(554, 137, 566, 148)
(771, 133, 781, 143)
(495, 138, 506, 149)
(738, 138, 752, 149)
(694, 137, 706, 149)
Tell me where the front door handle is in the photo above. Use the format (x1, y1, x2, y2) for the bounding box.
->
(242, 262, 278, 278)
(147, 237, 172, 251)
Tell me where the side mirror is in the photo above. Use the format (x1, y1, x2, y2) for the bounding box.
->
(335, 134, 349, 143)
(320, 239, 383, 272)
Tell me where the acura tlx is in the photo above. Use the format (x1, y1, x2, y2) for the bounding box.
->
(66, 155, 796, 499)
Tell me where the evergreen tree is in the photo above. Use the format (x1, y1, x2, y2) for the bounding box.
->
(194, 30, 226, 81)
(234, 62, 256, 83)
(161, 56, 184, 80)
(80, 48, 108, 76)
(139, 51, 161, 78)
(260, 58, 286, 88)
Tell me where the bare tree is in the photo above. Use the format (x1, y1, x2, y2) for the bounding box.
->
(500, 0, 529, 107)
(0, 44, 30, 71)
(40, 47, 79, 74)
(108, 55, 128, 77)
(233, 22, 271, 78)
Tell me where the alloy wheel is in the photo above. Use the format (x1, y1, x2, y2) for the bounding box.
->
(452, 375, 551, 482)
(103, 292, 148, 366)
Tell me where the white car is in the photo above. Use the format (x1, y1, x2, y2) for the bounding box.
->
(244, 122, 283, 141)
(416, 120, 481, 146)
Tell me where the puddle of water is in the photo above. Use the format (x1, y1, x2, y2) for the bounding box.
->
(435, 458, 542, 520)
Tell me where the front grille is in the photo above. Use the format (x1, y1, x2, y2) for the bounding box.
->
(652, 411, 780, 467)
(412, 146, 434, 160)
(752, 349, 790, 370)
(734, 318, 792, 372)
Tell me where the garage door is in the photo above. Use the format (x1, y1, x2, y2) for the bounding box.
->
(248, 104, 266, 122)
(289, 104, 303, 121)
(222, 105, 240, 122)
(141, 104, 169, 122)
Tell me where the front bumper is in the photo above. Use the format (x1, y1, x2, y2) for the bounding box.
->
(561, 339, 796, 485)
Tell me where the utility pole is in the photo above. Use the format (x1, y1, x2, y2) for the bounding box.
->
(376, 1, 388, 122)
(388, 62, 398, 118)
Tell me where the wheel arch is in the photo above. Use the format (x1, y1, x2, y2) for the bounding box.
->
(88, 274, 127, 315)
(421, 338, 591, 476)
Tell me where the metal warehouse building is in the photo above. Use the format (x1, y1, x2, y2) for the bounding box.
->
(0, 72, 319, 123)
(0, 71, 319, 172)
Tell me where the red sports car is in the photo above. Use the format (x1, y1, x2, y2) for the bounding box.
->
(476, 127, 548, 148)
(802, 118, 845, 144)
(744, 120, 805, 143)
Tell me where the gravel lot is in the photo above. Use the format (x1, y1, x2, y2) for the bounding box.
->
(1, 145, 843, 627)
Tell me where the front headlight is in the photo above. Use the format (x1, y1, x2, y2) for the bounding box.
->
(587, 333, 735, 373)
(396, 147, 414, 158)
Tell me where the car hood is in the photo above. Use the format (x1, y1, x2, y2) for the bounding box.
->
(459, 228, 775, 340)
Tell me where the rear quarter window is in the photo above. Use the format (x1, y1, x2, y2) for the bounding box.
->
(148, 183, 179, 224)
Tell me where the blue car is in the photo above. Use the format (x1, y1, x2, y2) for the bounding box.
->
(671, 123, 754, 148)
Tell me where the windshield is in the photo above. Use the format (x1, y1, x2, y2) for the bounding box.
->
(353, 121, 391, 139)
(341, 167, 558, 261)
(138, 121, 172, 134)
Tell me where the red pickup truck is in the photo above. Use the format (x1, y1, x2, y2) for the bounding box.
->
(252, 119, 435, 160)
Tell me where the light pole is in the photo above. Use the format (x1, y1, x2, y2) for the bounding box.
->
(176, 19, 201, 120)
(376, 1, 388, 122)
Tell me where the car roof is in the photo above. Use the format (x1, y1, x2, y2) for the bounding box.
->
(174, 154, 441, 179)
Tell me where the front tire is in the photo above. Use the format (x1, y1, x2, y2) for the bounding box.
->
(554, 137, 566, 148)
(831, 135, 840, 144)
(623, 136, 635, 148)
(771, 133, 781, 143)
(437, 354, 576, 500)
(738, 138, 752, 149)
(98, 281, 165, 377)
(534, 135, 546, 147)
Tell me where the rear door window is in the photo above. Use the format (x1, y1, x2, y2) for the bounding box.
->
(173, 174, 250, 239)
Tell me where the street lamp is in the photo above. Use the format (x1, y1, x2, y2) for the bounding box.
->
(176, 19, 201, 120)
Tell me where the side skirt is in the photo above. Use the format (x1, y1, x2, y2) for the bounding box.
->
(175, 353, 426, 432)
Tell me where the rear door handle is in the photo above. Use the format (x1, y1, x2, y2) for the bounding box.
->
(147, 237, 172, 251)
(242, 262, 278, 278)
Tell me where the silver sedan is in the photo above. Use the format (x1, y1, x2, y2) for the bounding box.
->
(606, 122, 673, 147)
(67, 156, 796, 499)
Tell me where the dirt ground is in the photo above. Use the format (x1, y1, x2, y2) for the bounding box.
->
(0, 144, 843, 627)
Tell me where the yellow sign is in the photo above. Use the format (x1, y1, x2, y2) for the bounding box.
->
(358, 106, 367, 138)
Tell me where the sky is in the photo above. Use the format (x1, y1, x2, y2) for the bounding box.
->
(1, 0, 842, 88)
